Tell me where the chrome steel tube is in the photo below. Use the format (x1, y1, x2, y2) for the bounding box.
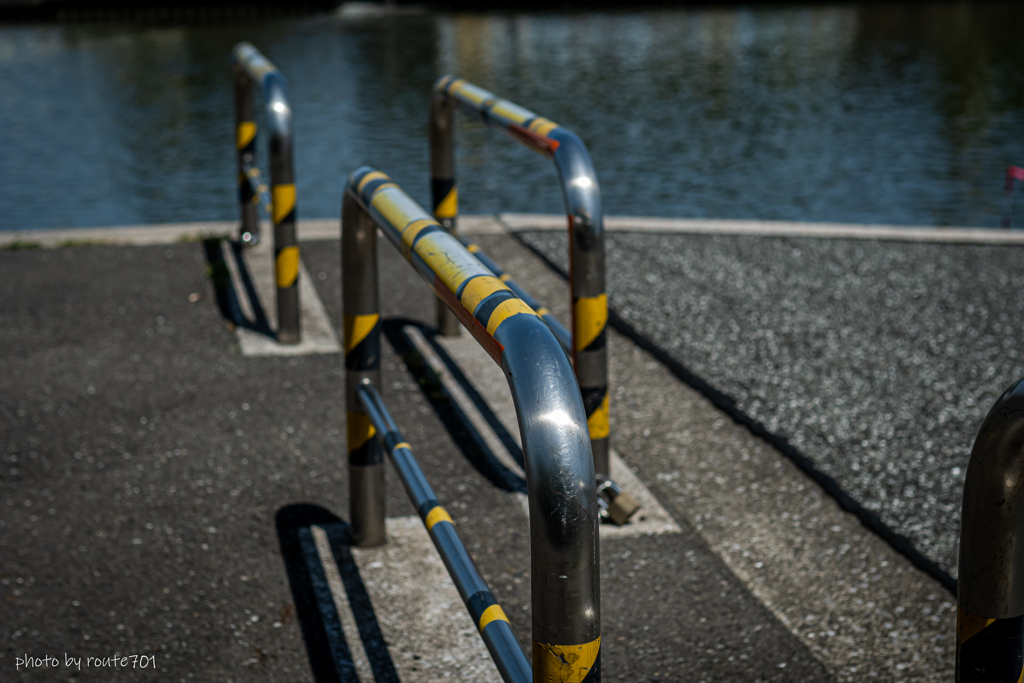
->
(232, 42, 301, 344)
(957, 377, 1024, 681)
(341, 189, 385, 548)
(430, 76, 610, 479)
(344, 166, 601, 682)
(357, 384, 531, 683)
(429, 87, 462, 336)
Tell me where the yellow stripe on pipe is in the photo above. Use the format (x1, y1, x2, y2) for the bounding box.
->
(346, 411, 376, 452)
(957, 607, 997, 645)
(400, 219, 438, 258)
(466, 243, 480, 253)
(486, 299, 537, 336)
(434, 186, 458, 220)
(357, 170, 390, 193)
(392, 441, 411, 452)
(272, 184, 296, 225)
(574, 294, 608, 351)
(459, 276, 509, 315)
(342, 313, 379, 354)
(371, 188, 426, 234)
(533, 637, 601, 683)
(275, 246, 300, 289)
(498, 273, 512, 282)
(537, 307, 550, 316)
(489, 100, 534, 126)
(414, 234, 486, 296)
(478, 604, 509, 632)
(587, 392, 610, 440)
(236, 121, 257, 149)
(528, 117, 560, 137)
(424, 506, 453, 531)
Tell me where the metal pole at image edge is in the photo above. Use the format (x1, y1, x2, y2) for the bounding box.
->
(956, 376, 1024, 682)
(232, 42, 301, 344)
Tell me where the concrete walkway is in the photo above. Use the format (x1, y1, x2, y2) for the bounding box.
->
(0, 216, 963, 681)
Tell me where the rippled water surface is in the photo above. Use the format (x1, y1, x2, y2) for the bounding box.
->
(3, 3, 1024, 230)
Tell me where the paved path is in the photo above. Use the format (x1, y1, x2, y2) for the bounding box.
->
(0, 216, 965, 681)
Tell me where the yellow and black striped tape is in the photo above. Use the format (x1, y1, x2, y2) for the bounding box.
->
(343, 313, 380, 371)
(275, 246, 299, 289)
(574, 294, 608, 353)
(346, 411, 381, 466)
(432, 178, 458, 221)
(956, 608, 1023, 682)
(272, 184, 296, 226)
(236, 121, 256, 151)
(533, 638, 601, 683)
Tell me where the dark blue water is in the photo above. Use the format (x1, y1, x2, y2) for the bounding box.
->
(3, 3, 1024, 231)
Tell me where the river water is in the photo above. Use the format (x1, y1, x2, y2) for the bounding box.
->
(2, 3, 1024, 230)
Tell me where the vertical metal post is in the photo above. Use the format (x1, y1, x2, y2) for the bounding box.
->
(430, 90, 462, 337)
(342, 190, 386, 547)
(956, 376, 1024, 682)
(266, 77, 300, 345)
(552, 133, 610, 481)
(231, 42, 301, 345)
(233, 66, 259, 246)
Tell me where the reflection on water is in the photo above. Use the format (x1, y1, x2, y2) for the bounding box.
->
(2, 3, 1024, 230)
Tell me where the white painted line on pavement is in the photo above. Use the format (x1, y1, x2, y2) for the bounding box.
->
(349, 517, 500, 682)
(498, 213, 1024, 244)
(12, 214, 1024, 247)
(224, 238, 341, 357)
(310, 525, 375, 681)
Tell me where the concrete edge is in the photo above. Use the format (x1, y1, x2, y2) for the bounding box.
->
(498, 213, 1024, 244)
(7, 214, 1024, 248)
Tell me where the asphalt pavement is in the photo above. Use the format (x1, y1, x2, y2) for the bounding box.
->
(0, 235, 840, 681)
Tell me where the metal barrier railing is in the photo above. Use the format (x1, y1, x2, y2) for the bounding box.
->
(232, 42, 301, 344)
(429, 77, 611, 481)
(957, 377, 1024, 681)
(342, 166, 601, 682)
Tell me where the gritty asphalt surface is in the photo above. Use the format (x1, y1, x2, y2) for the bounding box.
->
(519, 229, 1024, 578)
(0, 239, 832, 681)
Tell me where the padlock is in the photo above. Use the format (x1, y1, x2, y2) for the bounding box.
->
(596, 479, 641, 526)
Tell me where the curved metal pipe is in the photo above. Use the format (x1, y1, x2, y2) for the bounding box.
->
(231, 42, 300, 344)
(430, 76, 610, 480)
(343, 166, 601, 681)
(957, 376, 1024, 679)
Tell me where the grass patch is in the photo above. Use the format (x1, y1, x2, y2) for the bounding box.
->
(56, 238, 112, 248)
(2, 240, 42, 251)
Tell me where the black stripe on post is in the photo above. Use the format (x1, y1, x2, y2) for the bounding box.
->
(581, 328, 607, 352)
(581, 649, 601, 683)
(345, 325, 381, 371)
(580, 386, 607, 416)
(466, 590, 498, 625)
(958, 615, 1024, 682)
(349, 438, 383, 467)
(432, 178, 455, 212)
